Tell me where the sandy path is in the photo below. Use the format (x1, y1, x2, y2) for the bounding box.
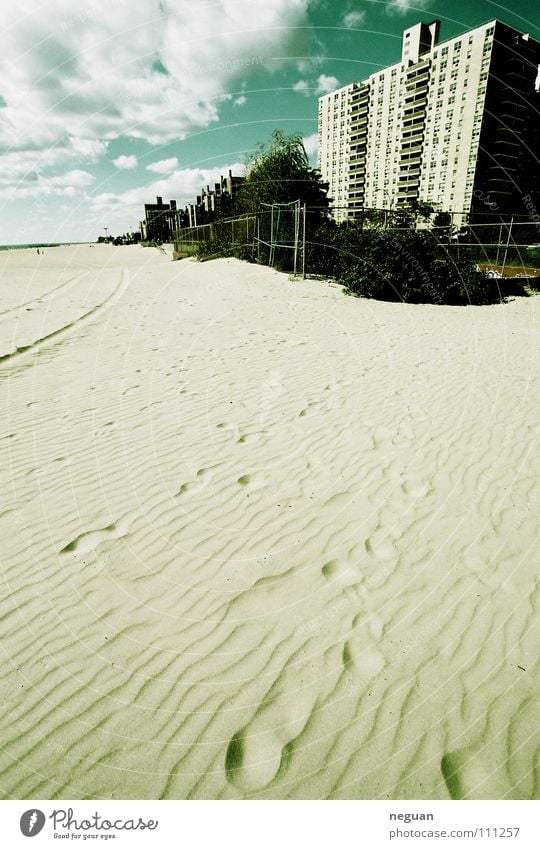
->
(0, 245, 538, 799)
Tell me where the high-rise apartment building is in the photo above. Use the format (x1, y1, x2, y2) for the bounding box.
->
(318, 20, 540, 223)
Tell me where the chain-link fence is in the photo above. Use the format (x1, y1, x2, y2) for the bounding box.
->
(305, 207, 540, 279)
(253, 201, 304, 274)
(174, 204, 308, 275)
(174, 207, 540, 283)
(174, 215, 258, 259)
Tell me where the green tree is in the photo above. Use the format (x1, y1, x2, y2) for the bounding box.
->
(237, 130, 330, 215)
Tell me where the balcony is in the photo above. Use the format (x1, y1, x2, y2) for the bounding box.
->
(397, 188, 420, 200)
(399, 169, 421, 181)
(403, 103, 427, 118)
(350, 125, 368, 136)
(404, 86, 429, 100)
(350, 103, 369, 116)
(402, 116, 425, 128)
(401, 138, 424, 150)
(406, 61, 430, 76)
(401, 163, 422, 173)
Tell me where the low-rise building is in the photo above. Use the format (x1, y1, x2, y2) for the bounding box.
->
(141, 197, 177, 241)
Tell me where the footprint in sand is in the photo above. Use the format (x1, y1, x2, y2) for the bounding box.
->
(401, 476, 430, 499)
(238, 472, 267, 491)
(441, 748, 509, 799)
(216, 422, 241, 442)
(321, 560, 356, 587)
(176, 465, 221, 496)
(342, 638, 386, 682)
(299, 401, 323, 418)
(352, 610, 384, 641)
(237, 429, 267, 445)
(364, 534, 396, 562)
(122, 384, 140, 396)
(225, 686, 317, 793)
(60, 516, 131, 557)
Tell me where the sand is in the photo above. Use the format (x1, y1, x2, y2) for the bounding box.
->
(0, 244, 538, 800)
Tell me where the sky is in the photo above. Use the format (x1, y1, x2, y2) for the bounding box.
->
(0, 0, 538, 243)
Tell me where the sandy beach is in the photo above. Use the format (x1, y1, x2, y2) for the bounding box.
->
(0, 244, 538, 800)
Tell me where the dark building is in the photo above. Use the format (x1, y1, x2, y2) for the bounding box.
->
(472, 22, 540, 218)
(141, 197, 177, 241)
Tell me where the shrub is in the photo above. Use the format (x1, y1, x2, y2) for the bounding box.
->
(328, 228, 500, 305)
(336, 230, 435, 302)
(196, 238, 233, 260)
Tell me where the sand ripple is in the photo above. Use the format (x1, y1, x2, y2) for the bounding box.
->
(0, 246, 538, 799)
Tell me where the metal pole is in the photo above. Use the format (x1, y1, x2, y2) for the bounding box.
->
(302, 203, 307, 279)
(501, 216, 514, 278)
(293, 200, 299, 276)
(495, 222, 503, 266)
(269, 205, 274, 267)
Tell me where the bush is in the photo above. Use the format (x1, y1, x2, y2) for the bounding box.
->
(336, 230, 437, 302)
(304, 221, 342, 278)
(196, 238, 233, 260)
(323, 228, 501, 305)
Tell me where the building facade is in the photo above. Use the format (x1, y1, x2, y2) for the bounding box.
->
(175, 170, 244, 229)
(141, 197, 177, 241)
(318, 20, 540, 223)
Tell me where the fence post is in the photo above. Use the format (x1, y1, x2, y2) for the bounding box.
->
(269, 206, 274, 267)
(293, 200, 299, 276)
(495, 222, 503, 266)
(501, 216, 514, 277)
(302, 204, 307, 279)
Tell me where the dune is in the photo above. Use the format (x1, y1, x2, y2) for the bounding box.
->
(0, 244, 538, 800)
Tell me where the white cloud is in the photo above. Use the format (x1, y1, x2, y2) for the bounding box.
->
(89, 162, 245, 230)
(113, 154, 138, 170)
(0, 169, 94, 200)
(0, 138, 106, 183)
(316, 74, 340, 94)
(69, 138, 108, 160)
(234, 95, 247, 106)
(295, 74, 340, 98)
(293, 80, 310, 94)
(44, 170, 95, 189)
(343, 10, 366, 28)
(146, 157, 179, 174)
(386, 0, 435, 15)
(0, 0, 311, 149)
(296, 56, 324, 74)
(303, 133, 318, 156)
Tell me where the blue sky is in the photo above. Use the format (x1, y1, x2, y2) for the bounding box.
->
(0, 0, 538, 243)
